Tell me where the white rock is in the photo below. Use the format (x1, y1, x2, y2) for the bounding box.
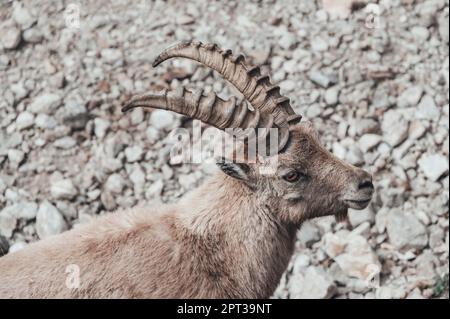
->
(94, 118, 111, 139)
(411, 26, 430, 42)
(22, 28, 43, 43)
(323, 232, 347, 258)
(334, 234, 380, 280)
(51, 179, 78, 200)
(36, 201, 67, 239)
(53, 136, 76, 149)
(1, 201, 38, 220)
(125, 145, 144, 163)
(101, 48, 123, 65)
(130, 108, 145, 125)
(7, 149, 25, 164)
(348, 205, 375, 227)
(308, 70, 337, 88)
(358, 134, 382, 152)
(16, 111, 34, 130)
(322, 0, 355, 19)
(324, 87, 339, 105)
(11, 82, 29, 100)
(146, 179, 164, 198)
(382, 109, 409, 147)
(280, 79, 296, 92)
(311, 37, 329, 52)
(345, 145, 364, 166)
(408, 120, 427, 140)
(0, 212, 17, 238)
(8, 242, 27, 253)
(35, 114, 57, 129)
(386, 208, 428, 250)
(416, 95, 440, 120)
(418, 153, 448, 181)
(279, 32, 296, 50)
(12, 2, 35, 29)
(397, 86, 423, 108)
(105, 174, 126, 194)
(150, 110, 174, 130)
(0, 22, 21, 49)
(289, 266, 336, 299)
(129, 165, 145, 187)
(298, 221, 321, 247)
(28, 93, 62, 114)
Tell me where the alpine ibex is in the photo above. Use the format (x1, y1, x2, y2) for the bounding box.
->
(0, 41, 374, 298)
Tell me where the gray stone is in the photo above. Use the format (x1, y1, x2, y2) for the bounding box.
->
(105, 174, 126, 194)
(125, 145, 144, 163)
(397, 86, 423, 108)
(51, 179, 78, 200)
(129, 165, 146, 187)
(94, 118, 111, 139)
(0, 21, 21, 49)
(9, 242, 26, 253)
(345, 145, 364, 166)
(308, 70, 337, 88)
(28, 93, 62, 114)
(416, 95, 440, 120)
(16, 111, 34, 130)
(411, 26, 430, 42)
(279, 32, 297, 50)
(150, 110, 174, 130)
(101, 191, 117, 211)
(311, 37, 329, 52)
(130, 108, 145, 125)
(289, 266, 336, 299)
(279, 80, 296, 92)
(382, 109, 409, 147)
(36, 201, 67, 239)
(11, 82, 29, 100)
(358, 134, 382, 152)
(12, 2, 35, 29)
(348, 205, 375, 227)
(35, 114, 57, 129)
(22, 28, 43, 43)
(7, 149, 25, 165)
(386, 209, 428, 250)
(0, 212, 16, 238)
(53, 136, 77, 149)
(298, 221, 321, 247)
(418, 153, 448, 181)
(324, 87, 339, 106)
(1, 201, 38, 220)
(101, 48, 123, 65)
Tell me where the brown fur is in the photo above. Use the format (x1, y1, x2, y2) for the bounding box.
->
(0, 122, 373, 298)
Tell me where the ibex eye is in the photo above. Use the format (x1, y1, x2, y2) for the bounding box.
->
(283, 171, 300, 183)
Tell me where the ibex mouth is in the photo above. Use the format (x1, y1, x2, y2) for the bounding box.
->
(344, 198, 371, 210)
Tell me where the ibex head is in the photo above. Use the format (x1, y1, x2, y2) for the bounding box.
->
(123, 41, 374, 225)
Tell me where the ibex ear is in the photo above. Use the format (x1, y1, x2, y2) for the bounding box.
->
(216, 157, 250, 182)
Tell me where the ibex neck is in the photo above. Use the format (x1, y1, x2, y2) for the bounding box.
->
(179, 173, 297, 298)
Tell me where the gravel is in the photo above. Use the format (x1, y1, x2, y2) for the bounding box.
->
(36, 201, 68, 239)
(0, 0, 448, 300)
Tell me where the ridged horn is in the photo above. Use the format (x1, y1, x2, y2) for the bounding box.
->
(152, 41, 302, 127)
(122, 88, 290, 149)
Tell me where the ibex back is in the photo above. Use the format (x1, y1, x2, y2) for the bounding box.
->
(0, 41, 374, 298)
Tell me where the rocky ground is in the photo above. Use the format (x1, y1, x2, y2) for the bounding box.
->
(0, 0, 449, 299)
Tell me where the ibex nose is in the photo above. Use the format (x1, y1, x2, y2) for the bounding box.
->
(355, 170, 373, 192)
(358, 179, 374, 190)
(343, 169, 374, 210)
